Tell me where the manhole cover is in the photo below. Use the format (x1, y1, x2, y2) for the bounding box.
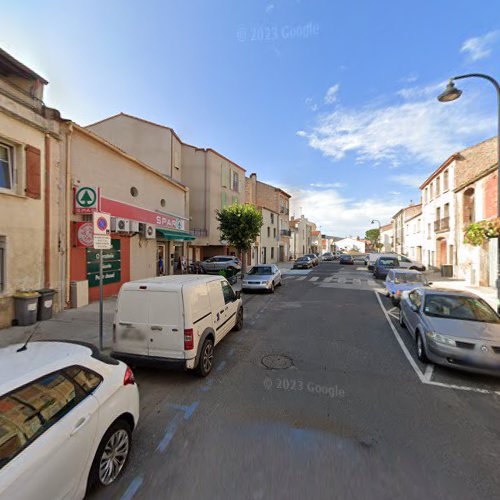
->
(261, 354, 293, 369)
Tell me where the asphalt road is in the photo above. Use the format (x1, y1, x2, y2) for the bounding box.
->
(91, 262, 500, 500)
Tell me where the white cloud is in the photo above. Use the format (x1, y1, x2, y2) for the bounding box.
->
(309, 182, 344, 188)
(324, 83, 340, 104)
(286, 184, 401, 236)
(461, 30, 499, 61)
(389, 174, 426, 188)
(298, 85, 494, 167)
(265, 3, 275, 14)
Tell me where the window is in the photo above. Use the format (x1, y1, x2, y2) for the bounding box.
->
(267, 227, 270, 237)
(443, 170, 449, 191)
(0, 143, 14, 190)
(273, 228, 276, 238)
(0, 369, 86, 469)
(221, 164, 228, 187)
(221, 281, 235, 304)
(232, 196, 238, 205)
(130, 186, 139, 197)
(0, 236, 4, 292)
(444, 203, 449, 218)
(435, 177, 440, 196)
(65, 366, 102, 393)
(160, 198, 166, 207)
(221, 191, 227, 208)
(270, 213, 274, 224)
(463, 188, 475, 224)
(271, 247, 274, 259)
(232, 171, 239, 192)
(409, 290, 422, 308)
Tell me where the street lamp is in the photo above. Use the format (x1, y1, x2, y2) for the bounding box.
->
(371, 219, 381, 251)
(437, 73, 500, 313)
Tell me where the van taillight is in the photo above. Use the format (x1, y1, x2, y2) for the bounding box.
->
(184, 329, 194, 350)
(123, 366, 135, 385)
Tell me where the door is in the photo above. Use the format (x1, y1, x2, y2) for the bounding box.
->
(262, 247, 267, 264)
(0, 370, 99, 500)
(148, 291, 184, 358)
(406, 290, 422, 334)
(208, 280, 226, 343)
(115, 290, 149, 356)
(220, 280, 238, 339)
(157, 244, 166, 276)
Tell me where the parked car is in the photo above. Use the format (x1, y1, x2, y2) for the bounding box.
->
(0, 341, 139, 499)
(368, 252, 425, 272)
(242, 265, 282, 293)
(200, 256, 241, 274)
(293, 256, 313, 269)
(321, 252, 334, 261)
(373, 255, 400, 279)
(304, 254, 319, 266)
(339, 254, 354, 265)
(399, 288, 500, 376)
(112, 275, 243, 377)
(385, 269, 430, 306)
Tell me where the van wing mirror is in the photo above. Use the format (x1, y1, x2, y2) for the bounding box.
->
(235, 290, 241, 300)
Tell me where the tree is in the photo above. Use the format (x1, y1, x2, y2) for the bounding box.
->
(216, 203, 263, 273)
(365, 228, 380, 247)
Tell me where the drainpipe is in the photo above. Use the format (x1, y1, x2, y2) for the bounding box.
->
(44, 134, 51, 288)
(64, 123, 73, 307)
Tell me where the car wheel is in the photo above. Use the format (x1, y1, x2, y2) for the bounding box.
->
(409, 266, 417, 270)
(233, 307, 244, 331)
(88, 419, 132, 491)
(416, 332, 428, 363)
(196, 338, 214, 377)
(391, 297, 400, 307)
(399, 310, 406, 328)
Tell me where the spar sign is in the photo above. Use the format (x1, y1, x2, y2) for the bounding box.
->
(74, 186, 101, 214)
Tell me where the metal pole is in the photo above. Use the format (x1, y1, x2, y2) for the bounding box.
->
(450, 74, 500, 313)
(99, 248, 103, 350)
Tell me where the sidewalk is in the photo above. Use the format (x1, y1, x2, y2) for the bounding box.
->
(0, 298, 116, 350)
(425, 271, 497, 310)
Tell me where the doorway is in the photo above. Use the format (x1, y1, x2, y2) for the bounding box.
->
(157, 243, 166, 276)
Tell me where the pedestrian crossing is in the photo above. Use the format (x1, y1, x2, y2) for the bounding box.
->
(285, 273, 380, 290)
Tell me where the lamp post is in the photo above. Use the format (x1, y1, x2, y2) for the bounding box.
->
(437, 74, 500, 313)
(371, 219, 381, 252)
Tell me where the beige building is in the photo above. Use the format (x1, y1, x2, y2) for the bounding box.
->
(379, 223, 393, 252)
(245, 173, 291, 261)
(86, 113, 245, 261)
(290, 215, 315, 258)
(249, 207, 279, 266)
(68, 124, 191, 303)
(0, 49, 66, 328)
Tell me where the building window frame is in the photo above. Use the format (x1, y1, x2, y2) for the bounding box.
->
(0, 236, 5, 293)
(0, 141, 15, 192)
(232, 171, 239, 192)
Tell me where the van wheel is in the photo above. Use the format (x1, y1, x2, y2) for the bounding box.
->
(196, 338, 214, 377)
(234, 308, 244, 331)
(88, 419, 132, 491)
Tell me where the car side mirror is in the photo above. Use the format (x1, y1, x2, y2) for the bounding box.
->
(235, 291, 241, 300)
(427, 282, 433, 286)
(410, 304, 419, 312)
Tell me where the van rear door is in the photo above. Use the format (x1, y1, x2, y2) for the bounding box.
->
(115, 290, 149, 355)
(147, 290, 184, 359)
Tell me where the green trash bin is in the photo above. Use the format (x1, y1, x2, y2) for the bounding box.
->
(37, 288, 56, 321)
(13, 292, 40, 326)
(440, 265, 453, 278)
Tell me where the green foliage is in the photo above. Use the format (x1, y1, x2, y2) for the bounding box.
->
(216, 203, 263, 253)
(464, 218, 500, 246)
(365, 228, 380, 244)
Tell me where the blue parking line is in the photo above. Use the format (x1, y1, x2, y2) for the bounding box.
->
(167, 401, 199, 420)
(156, 413, 182, 453)
(228, 348, 235, 357)
(121, 475, 144, 500)
(201, 379, 214, 392)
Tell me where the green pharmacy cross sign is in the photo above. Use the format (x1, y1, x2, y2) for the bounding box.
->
(75, 186, 100, 214)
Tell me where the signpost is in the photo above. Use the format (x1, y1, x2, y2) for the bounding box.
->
(92, 212, 111, 350)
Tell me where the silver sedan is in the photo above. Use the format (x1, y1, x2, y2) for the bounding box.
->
(399, 287, 500, 376)
(241, 265, 282, 293)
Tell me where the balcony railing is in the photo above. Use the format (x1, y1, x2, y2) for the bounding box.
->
(434, 217, 450, 232)
(280, 229, 291, 237)
(190, 228, 208, 237)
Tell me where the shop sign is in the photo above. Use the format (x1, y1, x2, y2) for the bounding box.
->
(87, 270, 122, 287)
(74, 186, 100, 214)
(86, 239, 121, 287)
(76, 222, 93, 247)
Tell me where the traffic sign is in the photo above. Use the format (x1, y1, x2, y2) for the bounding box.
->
(92, 212, 111, 249)
(74, 186, 100, 213)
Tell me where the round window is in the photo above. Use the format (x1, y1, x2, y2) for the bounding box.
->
(160, 198, 166, 207)
(130, 187, 139, 197)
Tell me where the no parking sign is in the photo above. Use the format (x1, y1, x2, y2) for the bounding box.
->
(92, 212, 112, 249)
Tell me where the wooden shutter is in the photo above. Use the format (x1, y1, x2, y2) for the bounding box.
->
(25, 145, 41, 199)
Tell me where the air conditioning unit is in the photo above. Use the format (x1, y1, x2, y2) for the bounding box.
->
(129, 221, 140, 232)
(140, 223, 156, 239)
(111, 217, 130, 233)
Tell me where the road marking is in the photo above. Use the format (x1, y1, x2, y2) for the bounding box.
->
(216, 360, 226, 372)
(157, 402, 200, 453)
(323, 276, 335, 282)
(309, 276, 319, 281)
(424, 364, 434, 381)
(296, 276, 307, 281)
(228, 348, 235, 357)
(200, 379, 214, 392)
(375, 291, 500, 396)
(121, 475, 144, 500)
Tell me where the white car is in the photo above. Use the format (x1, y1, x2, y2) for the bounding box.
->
(241, 264, 282, 292)
(0, 341, 139, 499)
(367, 252, 425, 272)
(112, 275, 244, 376)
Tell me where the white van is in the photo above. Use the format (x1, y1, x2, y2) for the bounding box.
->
(112, 275, 243, 376)
(366, 252, 425, 272)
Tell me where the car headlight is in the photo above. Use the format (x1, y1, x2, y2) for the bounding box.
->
(426, 332, 456, 346)
(267, 280, 273, 286)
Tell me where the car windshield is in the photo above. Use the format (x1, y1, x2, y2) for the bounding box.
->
(297, 257, 309, 262)
(423, 295, 500, 323)
(394, 273, 425, 284)
(378, 258, 398, 266)
(248, 267, 272, 275)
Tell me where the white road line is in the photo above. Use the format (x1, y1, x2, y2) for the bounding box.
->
(310, 277, 319, 282)
(354, 279, 361, 284)
(424, 364, 434, 381)
(374, 291, 500, 396)
(296, 276, 307, 281)
(323, 276, 334, 282)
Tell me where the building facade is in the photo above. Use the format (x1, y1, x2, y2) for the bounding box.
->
(379, 223, 393, 252)
(0, 49, 66, 327)
(335, 237, 366, 253)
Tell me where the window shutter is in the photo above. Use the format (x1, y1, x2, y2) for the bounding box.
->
(25, 145, 41, 199)
(221, 191, 227, 208)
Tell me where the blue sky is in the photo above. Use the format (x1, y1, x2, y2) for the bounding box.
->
(2, 0, 499, 236)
